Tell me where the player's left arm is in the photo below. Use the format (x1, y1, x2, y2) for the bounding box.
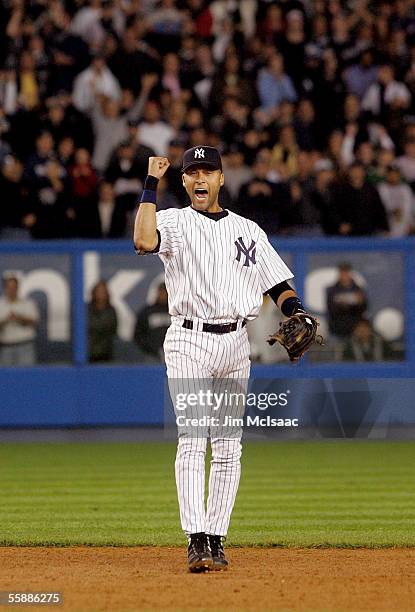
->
(266, 281, 306, 317)
(256, 229, 322, 359)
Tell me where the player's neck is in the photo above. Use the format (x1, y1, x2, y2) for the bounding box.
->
(192, 200, 222, 213)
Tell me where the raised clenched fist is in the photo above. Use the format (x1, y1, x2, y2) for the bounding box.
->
(148, 157, 170, 179)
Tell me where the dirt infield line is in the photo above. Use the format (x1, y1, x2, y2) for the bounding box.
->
(1, 547, 415, 611)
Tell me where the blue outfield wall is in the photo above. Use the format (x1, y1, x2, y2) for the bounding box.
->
(0, 365, 414, 429)
(0, 237, 414, 428)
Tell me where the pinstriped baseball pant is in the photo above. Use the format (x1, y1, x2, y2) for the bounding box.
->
(164, 317, 251, 536)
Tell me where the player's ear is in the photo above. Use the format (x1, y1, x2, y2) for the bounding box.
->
(219, 172, 224, 187)
(182, 174, 186, 188)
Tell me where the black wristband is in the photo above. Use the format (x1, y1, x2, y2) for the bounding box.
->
(280, 296, 306, 317)
(144, 175, 159, 191)
(140, 189, 157, 204)
(266, 280, 293, 304)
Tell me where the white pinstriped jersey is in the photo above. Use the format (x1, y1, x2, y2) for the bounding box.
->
(137, 206, 293, 321)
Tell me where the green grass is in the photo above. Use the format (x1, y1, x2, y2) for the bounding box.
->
(0, 441, 414, 547)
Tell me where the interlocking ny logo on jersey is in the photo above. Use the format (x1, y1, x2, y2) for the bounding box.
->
(235, 237, 256, 267)
(194, 148, 205, 159)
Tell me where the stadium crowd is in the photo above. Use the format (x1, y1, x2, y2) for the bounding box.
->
(1, 0, 415, 239)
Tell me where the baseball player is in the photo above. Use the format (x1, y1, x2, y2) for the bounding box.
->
(134, 146, 318, 572)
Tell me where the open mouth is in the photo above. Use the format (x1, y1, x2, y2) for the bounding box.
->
(194, 188, 208, 202)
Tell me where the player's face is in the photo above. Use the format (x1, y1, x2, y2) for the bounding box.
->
(182, 166, 224, 211)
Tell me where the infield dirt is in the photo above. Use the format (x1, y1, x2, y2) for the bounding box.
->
(2, 547, 415, 611)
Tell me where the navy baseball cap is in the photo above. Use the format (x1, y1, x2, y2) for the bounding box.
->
(181, 146, 222, 173)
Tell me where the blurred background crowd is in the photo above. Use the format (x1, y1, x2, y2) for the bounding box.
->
(1, 0, 415, 239)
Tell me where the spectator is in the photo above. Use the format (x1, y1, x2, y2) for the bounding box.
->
(342, 318, 395, 362)
(0, 70, 18, 116)
(331, 162, 389, 236)
(57, 136, 75, 170)
(362, 64, 411, 121)
(355, 141, 376, 171)
(126, 122, 156, 171)
(325, 130, 346, 172)
(47, 9, 90, 95)
(369, 147, 395, 184)
(161, 53, 183, 100)
(342, 94, 365, 136)
(0, 131, 11, 169)
(237, 158, 287, 234)
(310, 14, 329, 54)
(222, 147, 253, 204)
(312, 49, 346, 143)
(40, 100, 72, 147)
(280, 151, 320, 235)
(0, 155, 34, 239)
(73, 54, 121, 114)
(257, 4, 284, 45)
(69, 148, 98, 204)
(395, 137, 415, 189)
(330, 15, 351, 66)
(377, 165, 415, 237)
(344, 49, 378, 100)
(88, 99, 124, 174)
(88, 280, 117, 363)
(209, 52, 257, 115)
(166, 98, 187, 131)
(186, 2, 213, 39)
(183, 105, 204, 132)
(68, 148, 99, 234)
(40, 96, 94, 152)
(215, 96, 250, 147)
(30, 160, 73, 239)
(82, 181, 128, 238)
(71, 1, 125, 51)
(0, 273, 39, 366)
(326, 262, 368, 340)
(293, 99, 319, 151)
(309, 162, 338, 235)
(138, 100, 176, 156)
(24, 131, 56, 191)
(280, 9, 307, 91)
(133, 282, 170, 362)
(17, 51, 40, 111)
(108, 26, 159, 94)
(105, 140, 143, 212)
(257, 53, 297, 124)
(211, 15, 236, 63)
(192, 43, 216, 107)
(271, 125, 299, 179)
(341, 124, 394, 167)
(147, 0, 184, 37)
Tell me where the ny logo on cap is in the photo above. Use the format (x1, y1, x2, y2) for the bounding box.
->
(194, 148, 205, 159)
(235, 237, 256, 267)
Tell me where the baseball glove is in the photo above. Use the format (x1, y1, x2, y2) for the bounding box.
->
(267, 313, 324, 362)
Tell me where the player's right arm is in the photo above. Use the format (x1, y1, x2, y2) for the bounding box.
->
(133, 156, 170, 252)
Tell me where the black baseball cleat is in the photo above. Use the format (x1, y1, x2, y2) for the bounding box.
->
(207, 535, 228, 571)
(187, 532, 213, 573)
